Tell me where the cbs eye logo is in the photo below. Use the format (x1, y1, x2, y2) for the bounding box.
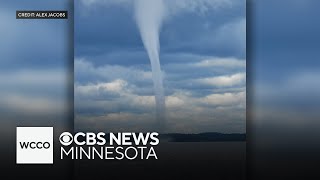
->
(59, 132, 73, 146)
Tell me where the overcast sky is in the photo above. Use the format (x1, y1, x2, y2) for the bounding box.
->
(0, 0, 71, 135)
(75, 0, 246, 133)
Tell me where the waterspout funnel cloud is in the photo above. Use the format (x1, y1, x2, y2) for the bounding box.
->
(134, 0, 166, 132)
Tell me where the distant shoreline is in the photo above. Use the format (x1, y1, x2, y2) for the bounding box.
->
(159, 132, 246, 142)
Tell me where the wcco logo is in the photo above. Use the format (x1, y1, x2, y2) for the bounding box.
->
(16, 127, 53, 164)
(19, 141, 51, 149)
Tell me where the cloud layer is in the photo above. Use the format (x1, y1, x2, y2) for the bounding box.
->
(75, 56, 245, 133)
